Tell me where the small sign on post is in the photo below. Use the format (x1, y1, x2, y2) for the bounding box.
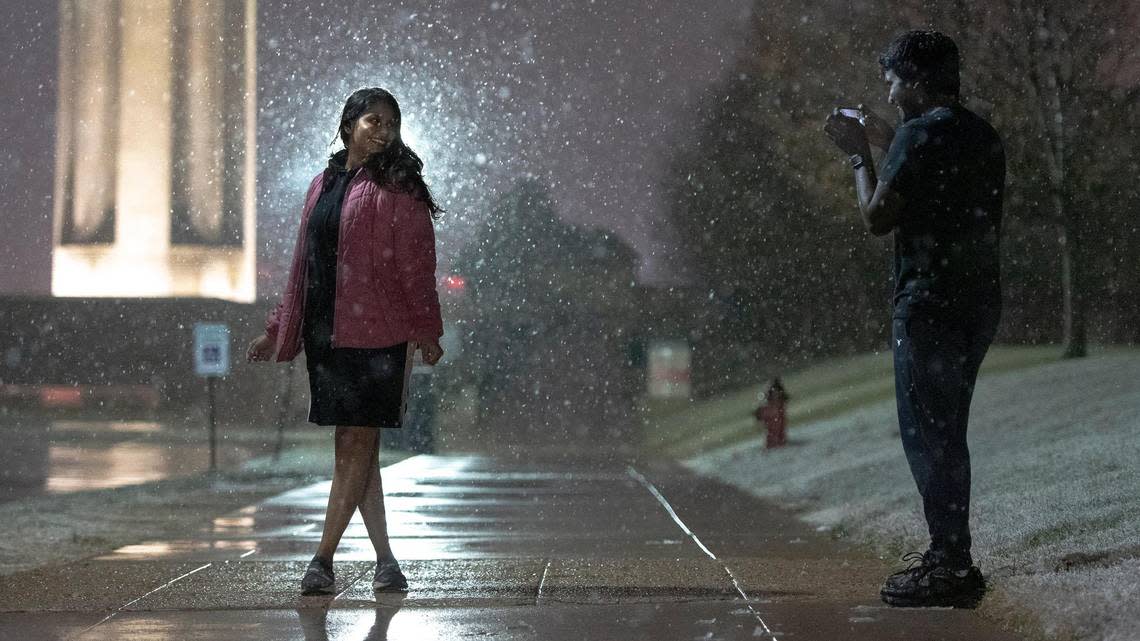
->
(194, 323, 231, 378)
(193, 323, 230, 472)
(647, 340, 692, 400)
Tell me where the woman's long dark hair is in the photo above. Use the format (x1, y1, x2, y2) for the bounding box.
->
(329, 87, 442, 217)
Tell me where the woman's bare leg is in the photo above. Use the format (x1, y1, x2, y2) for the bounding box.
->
(315, 426, 379, 563)
(358, 438, 396, 564)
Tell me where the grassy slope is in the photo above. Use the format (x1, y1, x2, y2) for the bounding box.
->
(673, 345, 1140, 641)
(643, 345, 1062, 459)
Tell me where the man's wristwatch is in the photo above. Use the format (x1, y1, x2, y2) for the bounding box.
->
(849, 153, 869, 170)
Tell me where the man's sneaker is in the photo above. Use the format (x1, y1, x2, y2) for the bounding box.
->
(880, 551, 986, 608)
(301, 558, 335, 595)
(372, 562, 408, 591)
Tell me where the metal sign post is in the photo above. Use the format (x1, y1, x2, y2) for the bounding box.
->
(207, 377, 217, 471)
(193, 323, 231, 473)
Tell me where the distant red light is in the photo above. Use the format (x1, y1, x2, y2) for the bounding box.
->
(443, 274, 466, 293)
(40, 386, 84, 408)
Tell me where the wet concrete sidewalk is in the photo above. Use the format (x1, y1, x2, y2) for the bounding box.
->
(0, 454, 1025, 640)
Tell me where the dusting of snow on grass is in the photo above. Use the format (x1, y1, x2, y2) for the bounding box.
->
(686, 351, 1140, 641)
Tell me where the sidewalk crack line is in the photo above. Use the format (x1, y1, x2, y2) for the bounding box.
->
(535, 559, 552, 605)
(72, 562, 214, 640)
(627, 466, 780, 641)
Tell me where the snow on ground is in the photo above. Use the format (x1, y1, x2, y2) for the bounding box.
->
(687, 351, 1140, 641)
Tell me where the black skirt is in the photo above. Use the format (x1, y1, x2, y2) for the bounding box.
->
(305, 343, 412, 428)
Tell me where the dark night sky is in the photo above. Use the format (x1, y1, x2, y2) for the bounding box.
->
(0, 0, 753, 296)
(1, 1, 59, 295)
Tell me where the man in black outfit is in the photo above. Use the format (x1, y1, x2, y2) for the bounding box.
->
(824, 30, 1005, 608)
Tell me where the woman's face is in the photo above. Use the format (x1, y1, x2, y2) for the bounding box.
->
(345, 101, 399, 157)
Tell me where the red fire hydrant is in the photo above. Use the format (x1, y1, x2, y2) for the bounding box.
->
(754, 378, 790, 449)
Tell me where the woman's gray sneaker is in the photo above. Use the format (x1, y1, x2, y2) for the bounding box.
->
(301, 559, 336, 595)
(372, 562, 408, 591)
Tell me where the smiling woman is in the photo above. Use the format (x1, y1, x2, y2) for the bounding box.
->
(329, 88, 443, 218)
(247, 87, 447, 597)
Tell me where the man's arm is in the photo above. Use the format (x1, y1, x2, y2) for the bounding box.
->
(826, 112, 907, 237)
(851, 156, 905, 236)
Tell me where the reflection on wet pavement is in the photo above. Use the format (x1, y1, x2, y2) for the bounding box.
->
(0, 420, 261, 500)
(295, 604, 402, 641)
(46, 443, 205, 492)
(49, 420, 166, 434)
(98, 456, 701, 563)
(69, 601, 1026, 641)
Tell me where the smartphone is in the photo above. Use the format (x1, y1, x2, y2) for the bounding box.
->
(838, 107, 864, 121)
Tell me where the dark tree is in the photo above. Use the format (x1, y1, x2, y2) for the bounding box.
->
(662, 1, 890, 378)
(912, 0, 1140, 356)
(664, 0, 1140, 376)
(453, 178, 641, 445)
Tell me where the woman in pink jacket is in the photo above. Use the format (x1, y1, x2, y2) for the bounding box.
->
(246, 87, 444, 596)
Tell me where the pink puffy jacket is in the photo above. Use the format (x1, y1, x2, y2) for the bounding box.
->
(265, 170, 443, 362)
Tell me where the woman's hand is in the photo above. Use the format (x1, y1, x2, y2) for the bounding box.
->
(414, 339, 444, 366)
(246, 334, 276, 362)
(858, 104, 896, 150)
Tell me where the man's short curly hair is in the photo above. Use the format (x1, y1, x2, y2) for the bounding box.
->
(879, 30, 960, 98)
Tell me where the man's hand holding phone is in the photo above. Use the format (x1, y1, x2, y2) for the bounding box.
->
(825, 107, 871, 157)
(826, 105, 895, 155)
(854, 104, 896, 150)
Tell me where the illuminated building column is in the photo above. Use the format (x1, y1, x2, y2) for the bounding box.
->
(116, 0, 175, 292)
(52, 0, 258, 302)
